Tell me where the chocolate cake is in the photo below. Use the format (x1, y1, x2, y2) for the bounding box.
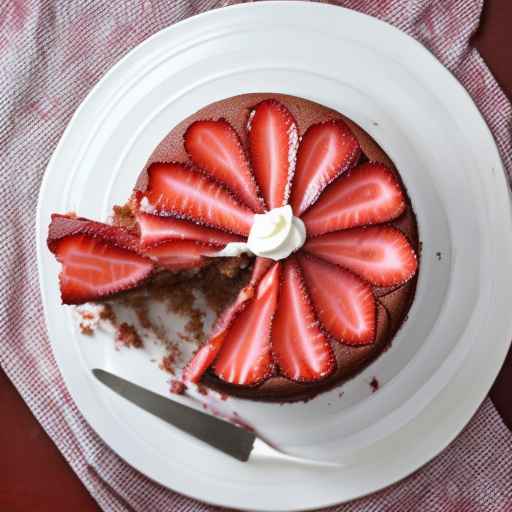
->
(47, 93, 419, 403)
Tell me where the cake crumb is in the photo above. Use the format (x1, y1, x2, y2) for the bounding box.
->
(80, 311, 95, 320)
(219, 393, 229, 401)
(162, 281, 196, 315)
(112, 203, 137, 230)
(338, 391, 344, 398)
(170, 380, 187, 395)
(160, 353, 177, 375)
(196, 384, 208, 396)
(99, 304, 117, 325)
(183, 310, 205, 344)
(216, 256, 248, 278)
(116, 323, 143, 348)
(79, 323, 94, 336)
(132, 300, 152, 329)
(370, 377, 380, 393)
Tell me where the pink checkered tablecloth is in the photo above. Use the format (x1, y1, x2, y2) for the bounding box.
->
(1, 1, 511, 510)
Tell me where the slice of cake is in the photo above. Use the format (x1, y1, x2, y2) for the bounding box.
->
(47, 94, 419, 402)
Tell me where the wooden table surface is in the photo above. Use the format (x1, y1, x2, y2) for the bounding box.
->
(1, 2, 512, 510)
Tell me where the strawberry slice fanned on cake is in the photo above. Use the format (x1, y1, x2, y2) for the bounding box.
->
(271, 258, 335, 382)
(48, 214, 155, 304)
(142, 162, 255, 235)
(290, 120, 361, 216)
(298, 253, 376, 346)
(47, 94, 420, 402)
(248, 99, 298, 209)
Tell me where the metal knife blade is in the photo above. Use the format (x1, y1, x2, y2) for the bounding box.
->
(92, 369, 255, 462)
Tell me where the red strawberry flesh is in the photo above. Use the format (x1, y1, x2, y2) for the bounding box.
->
(48, 214, 141, 253)
(143, 162, 254, 235)
(183, 257, 274, 383)
(302, 162, 406, 236)
(248, 100, 298, 210)
(272, 257, 335, 382)
(304, 226, 418, 287)
(184, 120, 264, 212)
(136, 212, 243, 247)
(213, 263, 280, 385)
(290, 120, 360, 216)
(298, 253, 376, 345)
(142, 240, 221, 271)
(47, 215, 153, 305)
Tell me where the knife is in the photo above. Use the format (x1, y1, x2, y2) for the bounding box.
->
(93, 368, 343, 466)
(93, 368, 255, 462)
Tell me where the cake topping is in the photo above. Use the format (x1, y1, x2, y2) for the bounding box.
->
(302, 162, 407, 236)
(47, 215, 154, 304)
(248, 99, 298, 209)
(213, 263, 280, 385)
(271, 258, 335, 382)
(142, 162, 254, 235)
(183, 257, 274, 383)
(136, 212, 243, 247)
(143, 240, 221, 271)
(290, 120, 361, 216)
(304, 225, 418, 287)
(215, 205, 306, 261)
(184, 119, 264, 212)
(299, 254, 376, 345)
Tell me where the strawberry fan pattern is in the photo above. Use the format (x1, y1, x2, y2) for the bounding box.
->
(48, 99, 418, 386)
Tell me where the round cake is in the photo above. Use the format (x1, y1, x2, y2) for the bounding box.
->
(47, 93, 419, 403)
(144, 93, 419, 401)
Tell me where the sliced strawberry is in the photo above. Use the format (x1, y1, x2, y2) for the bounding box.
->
(47, 215, 154, 305)
(304, 226, 418, 287)
(143, 162, 254, 235)
(205, 257, 274, 343)
(183, 257, 274, 383)
(298, 253, 376, 345)
(184, 120, 264, 212)
(290, 120, 361, 216)
(248, 100, 298, 209)
(143, 240, 220, 271)
(136, 212, 243, 247)
(302, 162, 406, 236)
(272, 257, 335, 382)
(183, 339, 222, 384)
(48, 214, 141, 253)
(213, 263, 280, 385)
(48, 214, 154, 304)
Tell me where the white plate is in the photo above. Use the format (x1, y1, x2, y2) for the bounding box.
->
(36, 2, 512, 509)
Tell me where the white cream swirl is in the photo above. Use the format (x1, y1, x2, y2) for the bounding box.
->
(215, 205, 306, 261)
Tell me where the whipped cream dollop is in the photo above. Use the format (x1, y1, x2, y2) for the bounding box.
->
(215, 205, 306, 261)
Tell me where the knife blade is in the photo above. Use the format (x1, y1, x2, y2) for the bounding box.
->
(92, 369, 255, 462)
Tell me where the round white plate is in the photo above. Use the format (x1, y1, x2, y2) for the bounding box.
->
(36, 2, 512, 509)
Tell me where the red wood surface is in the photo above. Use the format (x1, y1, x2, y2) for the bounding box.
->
(1, 2, 511, 510)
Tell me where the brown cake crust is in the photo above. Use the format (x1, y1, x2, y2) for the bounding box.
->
(143, 93, 419, 402)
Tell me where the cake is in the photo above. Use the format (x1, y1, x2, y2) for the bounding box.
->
(47, 93, 419, 402)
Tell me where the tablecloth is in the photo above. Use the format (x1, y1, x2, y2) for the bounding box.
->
(0, 1, 511, 510)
